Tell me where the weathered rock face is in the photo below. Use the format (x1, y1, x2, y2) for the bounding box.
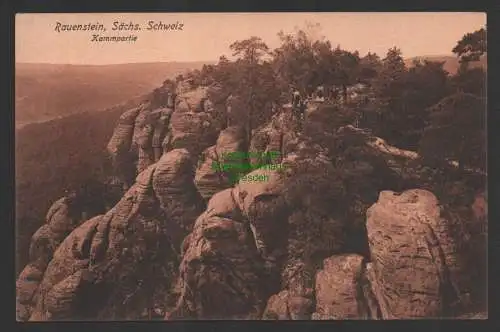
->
(180, 144, 377, 321)
(27, 149, 204, 321)
(236, 169, 288, 252)
(249, 112, 291, 166)
(153, 149, 206, 248)
(312, 254, 368, 319)
(16, 196, 95, 321)
(166, 188, 268, 320)
(175, 87, 213, 113)
(194, 146, 226, 201)
(365, 189, 476, 318)
(167, 167, 294, 320)
(216, 125, 248, 158)
(262, 264, 316, 320)
(264, 254, 371, 320)
(165, 107, 219, 157)
(134, 107, 174, 173)
(194, 126, 248, 201)
(164, 86, 222, 157)
(107, 107, 142, 188)
(107, 86, 223, 189)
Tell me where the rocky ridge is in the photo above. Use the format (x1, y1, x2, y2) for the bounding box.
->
(17, 83, 487, 320)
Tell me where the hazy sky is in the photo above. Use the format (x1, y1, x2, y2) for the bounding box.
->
(16, 12, 486, 65)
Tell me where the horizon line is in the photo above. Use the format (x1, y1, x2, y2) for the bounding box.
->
(15, 53, 459, 66)
(15, 60, 218, 66)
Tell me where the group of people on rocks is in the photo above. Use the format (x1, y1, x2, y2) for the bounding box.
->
(290, 86, 329, 129)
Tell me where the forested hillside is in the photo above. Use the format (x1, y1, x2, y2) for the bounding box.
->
(15, 105, 129, 273)
(405, 54, 486, 75)
(15, 61, 209, 127)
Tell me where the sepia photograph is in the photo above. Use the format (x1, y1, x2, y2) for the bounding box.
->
(15, 12, 487, 321)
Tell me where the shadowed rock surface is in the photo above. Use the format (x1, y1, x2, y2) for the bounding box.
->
(194, 125, 248, 201)
(107, 86, 223, 190)
(26, 149, 204, 320)
(312, 254, 367, 319)
(166, 193, 267, 319)
(366, 189, 478, 318)
(16, 187, 110, 321)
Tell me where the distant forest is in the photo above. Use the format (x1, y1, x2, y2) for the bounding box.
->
(15, 61, 208, 127)
(15, 105, 127, 272)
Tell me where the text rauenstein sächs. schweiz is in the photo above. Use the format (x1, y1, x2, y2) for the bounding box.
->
(53, 20, 184, 43)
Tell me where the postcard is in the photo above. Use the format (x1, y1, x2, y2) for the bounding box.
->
(15, 12, 487, 321)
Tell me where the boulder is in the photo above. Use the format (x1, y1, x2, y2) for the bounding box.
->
(366, 189, 475, 318)
(312, 254, 367, 319)
(263, 260, 315, 320)
(16, 196, 88, 321)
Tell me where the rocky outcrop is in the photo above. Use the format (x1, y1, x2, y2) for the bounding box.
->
(107, 107, 142, 188)
(107, 86, 223, 189)
(176, 87, 213, 113)
(16, 195, 96, 321)
(26, 149, 204, 321)
(248, 112, 293, 165)
(166, 189, 266, 319)
(18, 80, 487, 321)
(263, 187, 486, 320)
(167, 167, 289, 320)
(365, 189, 476, 318)
(194, 126, 247, 201)
(165, 106, 219, 157)
(134, 107, 173, 173)
(311, 254, 377, 320)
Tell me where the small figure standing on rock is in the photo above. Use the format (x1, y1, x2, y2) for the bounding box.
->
(291, 89, 307, 130)
(167, 90, 177, 110)
(292, 89, 301, 109)
(226, 94, 234, 127)
(315, 86, 325, 102)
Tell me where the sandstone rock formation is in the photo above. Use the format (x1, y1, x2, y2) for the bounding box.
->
(26, 149, 204, 320)
(312, 254, 367, 319)
(107, 86, 223, 189)
(16, 193, 104, 321)
(18, 80, 487, 321)
(194, 125, 247, 201)
(365, 189, 476, 318)
(167, 167, 290, 320)
(166, 189, 267, 319)
(107, 107, 142, 188)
